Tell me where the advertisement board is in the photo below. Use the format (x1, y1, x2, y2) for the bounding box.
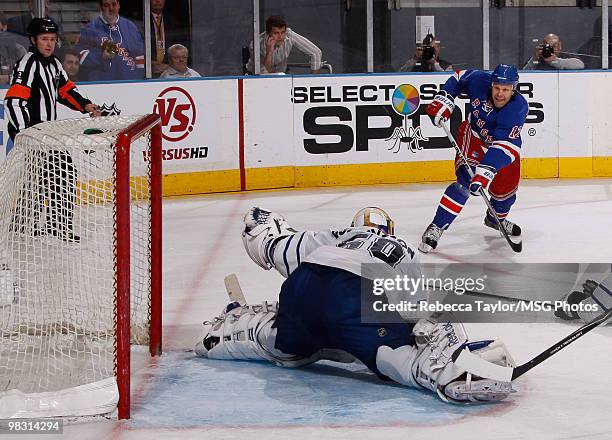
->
(291, 73, 558, 166)
(0, 70, 609, 195)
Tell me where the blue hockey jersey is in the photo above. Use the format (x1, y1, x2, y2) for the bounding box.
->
(442, 69, 529, 171)
(75, 16, 145, 81)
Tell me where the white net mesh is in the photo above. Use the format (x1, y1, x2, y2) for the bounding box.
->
(0, 115, 153, 399)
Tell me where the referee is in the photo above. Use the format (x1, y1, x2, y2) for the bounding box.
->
(4, 17, 101, 242)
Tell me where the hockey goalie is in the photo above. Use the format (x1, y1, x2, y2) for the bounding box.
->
(194, 207, 516, 403)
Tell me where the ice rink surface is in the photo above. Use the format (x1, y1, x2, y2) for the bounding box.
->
(62, 178, 612, 440)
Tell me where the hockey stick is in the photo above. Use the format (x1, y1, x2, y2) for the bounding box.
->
(452, 305, 612, 382)
(441, 122, 522, 253)
(224, 273, 246, 305)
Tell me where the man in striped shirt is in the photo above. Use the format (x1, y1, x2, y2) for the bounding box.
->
(5, 18, 101, 242)
(248, 15, 322, 74)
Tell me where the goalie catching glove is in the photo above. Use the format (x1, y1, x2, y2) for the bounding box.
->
(376, 314, 516, 403)
(242, 207, 298, 270)
(426, 91, 455, 127)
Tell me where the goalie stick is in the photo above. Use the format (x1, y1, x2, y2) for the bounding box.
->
(441, 122, 522, 253)
(224, 273, 246, 305)
(451, 305, 612, 382)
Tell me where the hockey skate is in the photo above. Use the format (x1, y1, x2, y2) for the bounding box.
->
(418, 223, 444, 253)
(484, 215, 521, 236)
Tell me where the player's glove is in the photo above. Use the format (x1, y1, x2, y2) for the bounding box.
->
(589, 278, 612, 312)
(426, 91, 455, 127)
(555, 275, 612, 322)
(469, 165, 496, 196)
(582, 279, 599, 296)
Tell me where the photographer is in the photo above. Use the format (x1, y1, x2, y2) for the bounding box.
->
(399, 34, 452, 73)
(523, 33, 584, 70)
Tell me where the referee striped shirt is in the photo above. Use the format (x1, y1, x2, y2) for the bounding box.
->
(5, 49, 92, 140)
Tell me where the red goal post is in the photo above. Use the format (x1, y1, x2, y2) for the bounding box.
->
(0, 114, 162, 420)
(115, 114, 163, 419)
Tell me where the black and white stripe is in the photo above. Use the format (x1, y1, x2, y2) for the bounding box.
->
(5, 50, 90, 140)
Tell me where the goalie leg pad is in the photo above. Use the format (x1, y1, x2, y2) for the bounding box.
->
(194, 301, 313, 367)
(376, 315, 516, 403)
(241, 207, 297, 270)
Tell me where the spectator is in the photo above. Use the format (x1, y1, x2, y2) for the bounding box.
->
(75, 0, 144, 81)
(523, 33, 584, 70)
(399, 34, 452, 73)
(0, 13, 27, 85)
(148, 0, 189, 78)
(61, 49, 80, 81)
(160, 44, 199, 78)
(248, 15, 322, 74)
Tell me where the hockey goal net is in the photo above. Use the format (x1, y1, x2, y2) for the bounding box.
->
(0, 114, 162, 420)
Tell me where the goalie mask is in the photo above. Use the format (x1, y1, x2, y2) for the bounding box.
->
(351, 207, 395, 235)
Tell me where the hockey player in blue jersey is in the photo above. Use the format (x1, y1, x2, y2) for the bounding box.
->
(195, 206, 516, 403)
(419, 64, 529, 253)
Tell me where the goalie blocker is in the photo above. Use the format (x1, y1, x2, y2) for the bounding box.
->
(195, 207, 517, 403)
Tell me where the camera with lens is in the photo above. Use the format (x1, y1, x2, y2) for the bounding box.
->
(421, 45, 436, 61)
(420, 33, 436, 61)
(540, 43, 554, 59)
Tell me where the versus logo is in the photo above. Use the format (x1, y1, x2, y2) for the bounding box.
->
(292, 83, 544, 155)
(142, 146, 208, 162)
(151, 87, 209, 161)
(153, 86, 196, 142)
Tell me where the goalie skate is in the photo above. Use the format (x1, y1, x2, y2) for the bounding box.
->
(444, 378, 516, 403)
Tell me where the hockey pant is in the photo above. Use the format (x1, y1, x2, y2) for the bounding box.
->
(432, 120, 520, 230)
(274, 262, 415, 379)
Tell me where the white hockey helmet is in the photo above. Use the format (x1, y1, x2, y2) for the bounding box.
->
(351, 207, 395, 235)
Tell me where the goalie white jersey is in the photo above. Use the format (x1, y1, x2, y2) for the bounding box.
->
(241, 207, 426, 313)
(269, 226, 421, 282)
